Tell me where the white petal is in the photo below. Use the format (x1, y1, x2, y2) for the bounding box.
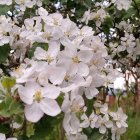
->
(105, 121, 113, 128)
(116, 122, 121, 128)
(78, 63, 89, 77)
(42, 84, 60, 99)
(40, 98, 61, 116)
(61, 94, 71, 113)
(70, 113, 80, 133)
(7, 138, 17, 140)
(34, 47, 47, 60)
(0, 133, 6, 140)
(48, 41, 60, 57)
(63, 113, 71, 133)
(80, 120, 90, 128)
(78, 50, 92, 63)
(38, 7, 48, 17)
(25, 103, 44, 122)
(18, 85, 34, 105)
(90, 121, 96, 128)
(85, 87, 99, 99)
(61, 84, 77, 93)
(99, 125, 106, 134)
(49, 67, 66, 85)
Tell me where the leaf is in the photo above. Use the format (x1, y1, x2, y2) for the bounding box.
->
(1, 76, 16, 89)
(0, 45, 10, 64)
(0, 124, 10, 134)
(123, 8, 137, 19)
(26, 122, 35, 137)
(102, 17, 113, 34)
(0, 5, 11, 15)
(0, 96, 23, 117)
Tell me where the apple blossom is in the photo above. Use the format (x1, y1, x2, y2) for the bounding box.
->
(18, 82, 61, 122)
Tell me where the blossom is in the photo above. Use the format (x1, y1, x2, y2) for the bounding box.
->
(112, 0, 132, 10)
(0, 133, 17, 140)
(15, 0, 41, 11)
(0, 15, 12, 46)
(18, 82, 61, 122)
(81, 9, 91, 25)
(80, 112, 98, 128)
(0, 0, 12, 5)
(34, 41, 60, 65)
(117, 32, 136, 53)
(90, 8, 107, 27)
(110, 108, 128, 128)
(95, 115, 113, 134)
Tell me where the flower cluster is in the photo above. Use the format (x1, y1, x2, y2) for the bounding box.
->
(0, 0, 42, 11)
(0, 0, 131, 139)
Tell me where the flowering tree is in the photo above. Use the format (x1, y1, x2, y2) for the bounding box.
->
(0, 0, 139, 139)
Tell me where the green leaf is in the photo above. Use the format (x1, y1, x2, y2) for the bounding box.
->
(1, 76, 16, 89)
(0, 5, 11, 15)
(0, 96, 23, 117)
(0, 45, 10, 64)
(26, 122, 35, 137)
(102, 16, 113, 34)
(0, 124, 10, 134)
(123, 8, 137, 19)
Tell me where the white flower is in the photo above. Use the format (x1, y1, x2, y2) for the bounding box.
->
(15, 0, 38, 11)
(58, 47, 92, 77)
(111, 125, 127, 140)
(117, 32, 135, 53)
(80, 112, 98, 128)
(90, 8, 107, 27)
(18, 82, 61, 122)
(63, 113, 82, 135)
(109, 108, 128, 128)
(0, 0, 12, 5)
(95, 115, 113, 134)
(81, 9, 91, 25)
(112, 0, 132, 10)
(61, 18, 79, 41)
(0, 16, 12, 46)
(61, 90, 85, 113)
(20, 17, 42, 41)
(0, 133, 17, 140)
(34, 41, 60, 65)
(11, 59, 38, 83)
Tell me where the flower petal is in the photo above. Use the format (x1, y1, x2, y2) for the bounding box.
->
(25, 102, 44, 122)
(42, 84, 60, 99)
(0, 133, 6, 140)
(40, 98, 61, 116)
(99, 125, 106, 134)
(18, 85, 34, 105)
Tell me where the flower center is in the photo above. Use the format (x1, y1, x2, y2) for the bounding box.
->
(34, 91, 42, 103)
(46, 55, 54, 63)
(72, 56, 80, 63)
(64, 74, 70, 82)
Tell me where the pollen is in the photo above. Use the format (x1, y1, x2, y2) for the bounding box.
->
(72, 56, 80, 63)
(64, 74, 70, 82)
(46, 55, 54, 63)
(34, 91, 42, 103)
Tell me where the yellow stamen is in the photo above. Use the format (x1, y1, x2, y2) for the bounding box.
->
(72, 56, 80, 63)
(34, 91, 42, 103)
